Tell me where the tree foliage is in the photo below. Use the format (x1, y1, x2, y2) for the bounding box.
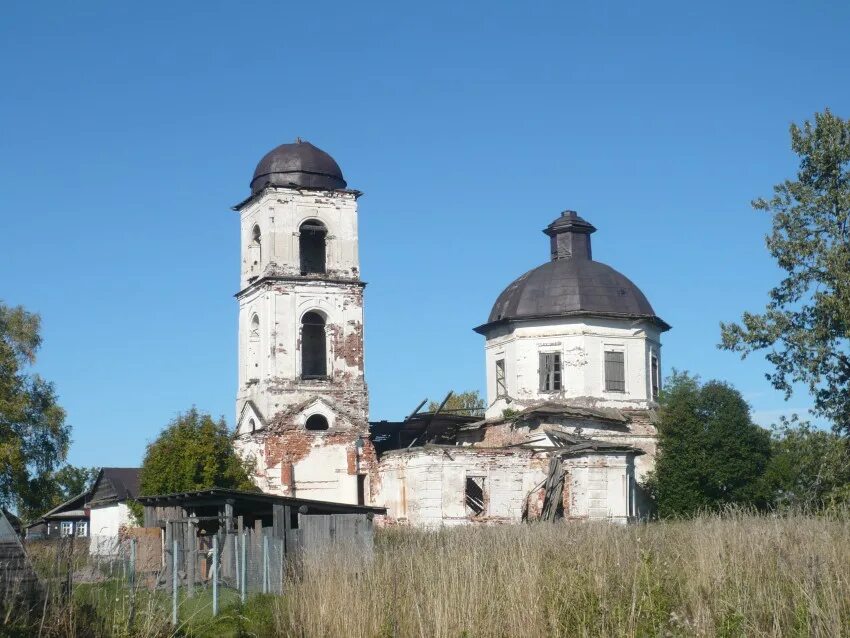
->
(427, 390, 484, 416)
(647, 372, 772, 517)
(20, 465, 99, 521)
(764, 416, 850, 510)
(138, 408, 257, 499)
(720, 110, 850, 432)
(0, 302, 70, 520)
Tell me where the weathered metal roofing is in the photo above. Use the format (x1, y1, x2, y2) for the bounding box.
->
(89, 467, 141, 506)
(475, 211, 670, 334)
(137, 487, 386, 515)
(250, 139, 347, 194)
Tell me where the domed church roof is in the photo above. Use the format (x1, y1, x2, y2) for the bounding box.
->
(474, 211, 669, 334)
(250, 139, 347, 194)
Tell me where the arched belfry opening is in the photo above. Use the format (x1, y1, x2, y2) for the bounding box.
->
(299, 220, 327, 275)
(250, 225, 262, 274)
(301, 311, 327, 378)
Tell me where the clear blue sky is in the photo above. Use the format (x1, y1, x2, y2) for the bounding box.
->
(2, 1, 848, 468)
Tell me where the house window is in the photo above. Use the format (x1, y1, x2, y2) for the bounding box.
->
(76, 522, 87, 537)
(465, 476, 486, 517)
(305, 414, 329, 431)
(299, 220, 327, 275)
(301, 312, 327, 378)
(539, 352, 562, 392)
(60, 521, 73, 537)
(495, 358, 507, 397)
(651, 354, 660, 400)
(605, 350, 626, 392)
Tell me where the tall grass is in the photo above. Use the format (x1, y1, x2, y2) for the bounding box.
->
(279, 511, 850, 637)
(3, 511, 849, 637)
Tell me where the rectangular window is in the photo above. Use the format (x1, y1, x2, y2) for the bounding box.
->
(75, 521, 87, 537)
(465, 476, 486, 517)
(495, 359, 507, 397)
(605, 350, 626, 392)
(539, 352, 562, 392)
(357, 475, 366, 506)
(60, 521, 73, 537)
(651, 354, 660, 400)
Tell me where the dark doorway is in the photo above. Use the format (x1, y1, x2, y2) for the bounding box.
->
(357, 475, 366, 506)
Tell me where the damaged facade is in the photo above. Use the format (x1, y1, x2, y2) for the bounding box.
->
(233, 141, 670, 525)
(233, 140, 375, 505)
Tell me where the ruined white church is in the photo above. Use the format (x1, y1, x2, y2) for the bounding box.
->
(233, 140, 670, 525)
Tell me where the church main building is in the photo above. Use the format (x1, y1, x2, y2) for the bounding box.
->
(233, 140, 669, 524)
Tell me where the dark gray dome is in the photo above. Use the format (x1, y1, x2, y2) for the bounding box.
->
(474, 211, 669, 333)
(250, 140, 347, 194)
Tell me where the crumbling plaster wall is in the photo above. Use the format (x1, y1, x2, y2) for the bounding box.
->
(376, 447, 636, 527)
(238, 187, 360, 288)
(483, 317, 662, 419)
(233, 186, 372, 506)
(461, 411, 657, 482)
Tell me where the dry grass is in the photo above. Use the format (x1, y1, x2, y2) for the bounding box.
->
(3, 511, 850, 637)
(279, 511, 850, 637)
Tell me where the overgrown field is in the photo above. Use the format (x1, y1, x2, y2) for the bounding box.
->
(4, 511, 850, 637)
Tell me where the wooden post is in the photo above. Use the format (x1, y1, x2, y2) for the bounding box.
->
(186, 520, 195, 598)
(171, 539, 178, 626)
(164, 522, 173, 590)
(212, 534, 218, 617)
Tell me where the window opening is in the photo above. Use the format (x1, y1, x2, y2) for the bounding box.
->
(301, 312, 327, 377)
(305, 414, 329, 431)
(60, 521, 73, 537)
(539, 352, 562, 392)
(299, 220, 327, 275)
(650, 354, 660, 400)
(465, 476, 486, 517)
(249, 418, 256, 433)
(250, 225, 262, 272)
(357, 475, 366, 506)
(495, 358, 507, 397)
(605, 350, 626, 392)
(76, 522, 87, 537)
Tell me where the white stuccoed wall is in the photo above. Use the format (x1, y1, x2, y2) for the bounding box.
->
(483, 317, 662, 419)
(89, 503, 133, 556)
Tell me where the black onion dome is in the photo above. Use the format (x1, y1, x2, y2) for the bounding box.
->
(250, 140, 347, 194)
(474, 211, 669, 334)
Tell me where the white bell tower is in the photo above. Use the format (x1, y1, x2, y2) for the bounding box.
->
(233, 140, 374, 505)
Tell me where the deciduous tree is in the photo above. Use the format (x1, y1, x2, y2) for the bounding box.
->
(138, 408, 256, 499)
(765, 416, 850, 510)
(0, 302, 70, 520)
(720, 109, 850, 432)
(647, 372, 772, 517)
(427, 390, 484, 416)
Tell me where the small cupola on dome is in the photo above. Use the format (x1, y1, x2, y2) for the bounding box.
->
(250, 139, 347, 194)
(544, 210, 596, 261)
(474, 209, 670, 334)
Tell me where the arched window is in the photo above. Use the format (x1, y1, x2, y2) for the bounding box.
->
(305, 414, 329, 431)
(299, 220, 327, 275)
(249, 418, 256, 433)
(249, 224, 262, 274)
(301, 311, 327, 378)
